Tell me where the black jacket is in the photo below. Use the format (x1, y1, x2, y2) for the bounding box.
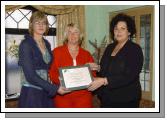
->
(97, 40, 143, 103)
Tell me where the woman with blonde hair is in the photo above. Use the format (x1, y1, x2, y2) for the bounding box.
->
(18, 11, 70, 108)
(49, 23, 96, 108)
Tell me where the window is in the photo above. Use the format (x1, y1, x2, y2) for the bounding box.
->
(109, 6, 154, 100)
(5, 6, 57, 95)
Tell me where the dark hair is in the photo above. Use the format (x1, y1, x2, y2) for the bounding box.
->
(110, 13, 136, 41)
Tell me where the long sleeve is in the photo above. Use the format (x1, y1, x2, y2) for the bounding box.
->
(106, 45, 143, 89)
(86, 52, 97, 77)
(49, 49, 60, 85)
(97, 44, 112, 77)
(18, 41, 59, 97)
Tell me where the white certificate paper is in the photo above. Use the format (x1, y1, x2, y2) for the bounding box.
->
(59, 65, 93, 90)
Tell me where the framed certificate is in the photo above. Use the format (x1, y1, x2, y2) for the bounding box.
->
(59, 64, 93, 91)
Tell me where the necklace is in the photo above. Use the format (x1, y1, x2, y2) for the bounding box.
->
(68, 46, 79, 52)
(68, 46, 79, 59)
(69, 48, 78, 51)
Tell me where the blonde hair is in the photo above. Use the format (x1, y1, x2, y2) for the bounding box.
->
(29, 11, 49, 36)
(63, 23, 83, 46)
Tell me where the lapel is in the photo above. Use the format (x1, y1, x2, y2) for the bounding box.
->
(112, 40, 131, 57)
(24, 35, 44, 63)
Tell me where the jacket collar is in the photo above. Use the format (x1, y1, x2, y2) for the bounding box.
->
(24, 34, 49, 49)
(112, 40, 132, 56)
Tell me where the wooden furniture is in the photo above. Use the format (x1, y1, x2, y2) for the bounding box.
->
(139, 99, 155, 108)
(5, 98, 18, 108)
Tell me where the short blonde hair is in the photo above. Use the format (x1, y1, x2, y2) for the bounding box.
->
(63, 23, 83, 46)
(29, 11, 49, 36)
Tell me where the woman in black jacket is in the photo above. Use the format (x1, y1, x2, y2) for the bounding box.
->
(88, 13, 144, 108)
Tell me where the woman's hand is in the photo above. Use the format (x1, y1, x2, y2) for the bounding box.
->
(57, 76, 71, 95)
(88, 77, 108, 91)
(57, 86, 71, 95)
(87, 62, 100, 71)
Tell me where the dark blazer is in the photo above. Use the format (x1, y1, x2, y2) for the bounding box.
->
(97, 40, 143, 103)
(18, 34, 58, 97)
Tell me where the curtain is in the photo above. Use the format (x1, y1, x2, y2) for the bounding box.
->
(5, 5, 86, 48)
(5, 5, 78, 15)
(32, 5, 79, 15)
(57, 6, 85, 47)
(5, 5, 26, 12)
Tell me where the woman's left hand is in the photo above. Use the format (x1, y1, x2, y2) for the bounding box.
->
(86, 62, 100, 71)
(88, 77, 107, 91)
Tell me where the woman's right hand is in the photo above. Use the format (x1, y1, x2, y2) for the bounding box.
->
(57, 86, 71, 95)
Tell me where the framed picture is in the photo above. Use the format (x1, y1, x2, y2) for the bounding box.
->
(59, 64, 93, 91)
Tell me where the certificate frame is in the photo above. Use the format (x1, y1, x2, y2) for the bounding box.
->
(59, 64, 93, 91)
